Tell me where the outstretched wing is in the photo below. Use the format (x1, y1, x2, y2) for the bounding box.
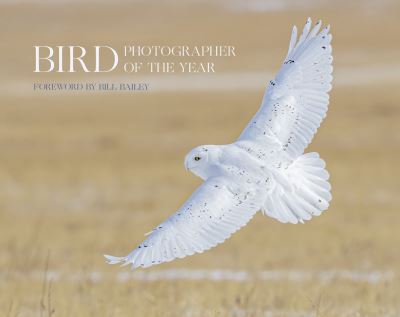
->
(105, 177, 262, 269)
(239, 18, 333, 159)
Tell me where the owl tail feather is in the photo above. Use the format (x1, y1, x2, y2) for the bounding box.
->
(262, 152, 331, 224)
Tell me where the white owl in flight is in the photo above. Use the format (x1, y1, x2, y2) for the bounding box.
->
(105, 18, 333, 269)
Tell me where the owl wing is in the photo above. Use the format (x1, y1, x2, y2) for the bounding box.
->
(239, 18, 333, 159)
(105, 177, 262, 269)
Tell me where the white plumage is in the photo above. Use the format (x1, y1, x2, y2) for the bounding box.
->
(105, 18, 333, 269)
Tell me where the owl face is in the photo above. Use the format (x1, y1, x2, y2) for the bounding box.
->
(184, 146, 210, 172)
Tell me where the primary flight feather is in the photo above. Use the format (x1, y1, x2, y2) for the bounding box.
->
(105, 18, 333, 269)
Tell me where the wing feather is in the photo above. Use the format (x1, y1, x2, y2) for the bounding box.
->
(239, 18, 333, 160)
(105, 178, 262, 269)
(286, 26, 298, 58)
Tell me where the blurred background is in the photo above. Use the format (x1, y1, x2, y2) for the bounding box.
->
(0, 1, 399, 316)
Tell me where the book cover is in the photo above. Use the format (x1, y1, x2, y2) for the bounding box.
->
(1, 1, 399, 316)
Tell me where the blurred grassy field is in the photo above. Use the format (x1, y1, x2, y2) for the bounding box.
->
(1, 1, 400, 317)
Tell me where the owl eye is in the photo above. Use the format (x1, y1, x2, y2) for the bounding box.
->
(194, 156, 201, 161)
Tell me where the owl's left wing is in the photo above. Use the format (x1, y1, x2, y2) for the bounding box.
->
(105, 177, 262, 269)
(239, 18, 333, 159)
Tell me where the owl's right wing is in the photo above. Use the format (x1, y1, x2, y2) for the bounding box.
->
(105, 177, 262, 269)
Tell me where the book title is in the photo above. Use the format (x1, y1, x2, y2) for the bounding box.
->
(33, 45, 236, 74)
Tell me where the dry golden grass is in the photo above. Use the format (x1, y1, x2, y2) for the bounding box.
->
(0, 1, 400, 316)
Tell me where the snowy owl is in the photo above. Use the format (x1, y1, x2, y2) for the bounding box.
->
(105, 18, 333, 269)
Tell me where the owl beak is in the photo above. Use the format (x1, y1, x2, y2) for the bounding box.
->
(185, 159, 195, 171)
